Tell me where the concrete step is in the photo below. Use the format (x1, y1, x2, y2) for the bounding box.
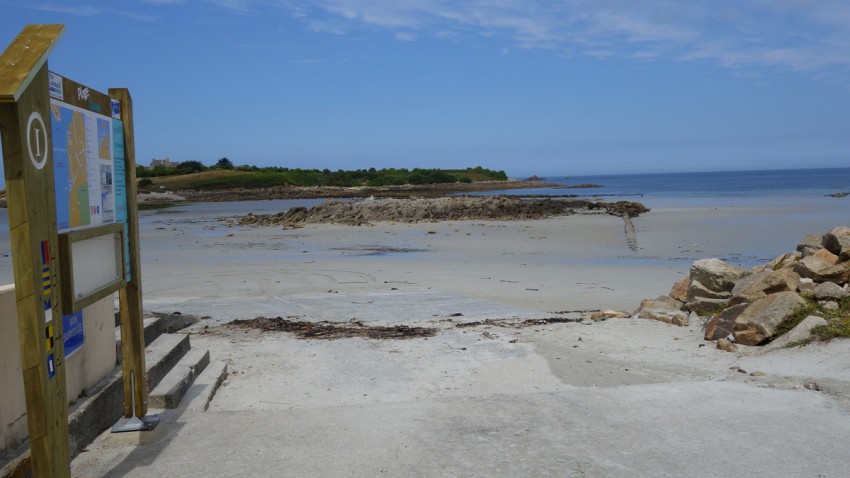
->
(145, 333, 192, 392)
(148, 349, 211, 409)
(184, 360, 228, 411)
(3, 331, 195, 477)
(115, 313, 200, 364)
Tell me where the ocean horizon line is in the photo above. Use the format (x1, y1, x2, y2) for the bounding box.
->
(537, 165, 850, 181)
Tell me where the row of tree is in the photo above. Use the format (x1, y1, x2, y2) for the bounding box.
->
(137, 159, 508, 188)
(137, 157, 234, 177)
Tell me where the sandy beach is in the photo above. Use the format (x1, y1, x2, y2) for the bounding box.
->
(3, 195, 850, 476)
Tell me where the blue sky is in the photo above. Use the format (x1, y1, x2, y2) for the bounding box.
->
(1, 0, 849, 180)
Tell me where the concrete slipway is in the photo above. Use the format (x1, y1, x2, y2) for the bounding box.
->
(71, 290, 850, 478)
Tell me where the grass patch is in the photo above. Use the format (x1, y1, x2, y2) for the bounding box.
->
(143, 167, 509, 191)
(777, 295, 850, 346)
(774, 298, 821, 338)
(811, 296, 850, 341)
(138, 202, 179, 211)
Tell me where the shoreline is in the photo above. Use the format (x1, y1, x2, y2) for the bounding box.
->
(3, 190, 850, 476)
(150, 179, 559, 203)
(68, 195, 850, 477)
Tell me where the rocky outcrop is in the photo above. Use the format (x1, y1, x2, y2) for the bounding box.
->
(797, 234, 824, 257)
(686, 297, 730, 317)
(668, 277, 690, 303)
(704, 303, 748, 341)
(813, 282, 849, 301)
(590, 310, 630, 321)
(232, 196, 649, 227)
(812, 262, 850, 285)
(729, 268, 800, 306)
(764, 316, 828, 351)
(633, 296, 689, 326)
(690, 259, 750, 293)
(688, 280, 731, 302)
(822, 227, 850, 261)
(733, 292, 806, 345)
(682, 259, 750, 315)
(628, 226, 849, 352)
(763, 252, 801, 272)
(793, 248, 839, 280)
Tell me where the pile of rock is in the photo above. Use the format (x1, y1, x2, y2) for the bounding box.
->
(633, 227, 850, 349)
(233, 196, 649, 227)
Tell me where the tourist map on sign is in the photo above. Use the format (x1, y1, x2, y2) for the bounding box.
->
(51, 100, 117, 232)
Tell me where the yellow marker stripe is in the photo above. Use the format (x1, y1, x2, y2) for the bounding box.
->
(45, 323, 54, 351)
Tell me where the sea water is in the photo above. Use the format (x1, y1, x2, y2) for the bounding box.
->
(472, 167, 850, 199)
(2, 168, 850, 280)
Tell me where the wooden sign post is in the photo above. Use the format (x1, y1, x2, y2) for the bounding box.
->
(0, 24, 71, 478)
(109, 88, 156, 429)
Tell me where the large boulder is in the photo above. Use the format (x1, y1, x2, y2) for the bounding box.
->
(704, 303, 748, 341)
(797, 233, 824, 257)
(590, 310, 630, 321)
(813, 282, 849, 301)
(687, 280, 732, 301)
(729, 268, 800, 305)
(793, 248, 840, 280)
(690, 258, 750, 293)
(764, 252, 801, 271)
(634, 296, 689, 326)
(812, 262, 850, 285)
(733, 291, 806, 345)
(822, 227, 850, 261)
(686, 297, 731, 317)
(764, 315, 828, 351)
(668, 276, 690, 303)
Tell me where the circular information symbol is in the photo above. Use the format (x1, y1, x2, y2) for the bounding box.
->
(26, 111, 48, 170)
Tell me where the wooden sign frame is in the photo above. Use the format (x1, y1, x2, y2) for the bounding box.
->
(58, 223, 126, 313)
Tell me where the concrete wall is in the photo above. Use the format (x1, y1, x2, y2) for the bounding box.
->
(0, 284, 116, 455)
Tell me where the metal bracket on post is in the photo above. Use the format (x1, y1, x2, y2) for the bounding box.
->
(111, 372, 159, 433)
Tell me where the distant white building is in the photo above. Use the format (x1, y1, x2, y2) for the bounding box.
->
(150, 157, 176, 168)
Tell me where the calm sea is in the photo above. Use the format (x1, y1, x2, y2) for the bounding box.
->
(482, 167, 850, 199)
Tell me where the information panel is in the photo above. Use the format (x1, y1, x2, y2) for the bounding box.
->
(48, 71, 126, 235)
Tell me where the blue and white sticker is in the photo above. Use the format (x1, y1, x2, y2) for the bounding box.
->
(111, 99, 121, 119)
(48, 72, 63, 100)
(47, 354, 55, 379)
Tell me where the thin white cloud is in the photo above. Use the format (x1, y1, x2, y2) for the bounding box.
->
(201, 0, 850, 75)
(207, 0, 255, 13)
(394, 31, 416, 42)
(33, 4, 100, 16)
(30, 3, 155, 21)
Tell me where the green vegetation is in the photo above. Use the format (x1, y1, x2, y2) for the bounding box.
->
(778, 295, 850, 346)
(138, 160, 508, 191)
(216, 157, 234, 170)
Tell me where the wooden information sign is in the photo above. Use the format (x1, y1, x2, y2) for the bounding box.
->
(0, 24, 154, 476)
(0, 24, 71, 478)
